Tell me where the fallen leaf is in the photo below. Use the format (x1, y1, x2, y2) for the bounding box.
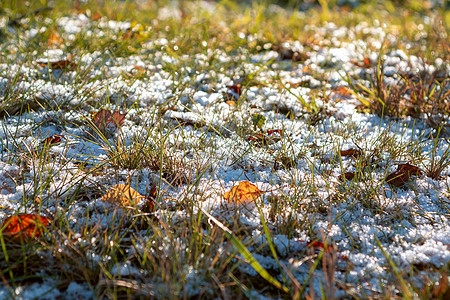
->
(279, 48, 309, 62)
(123, 65, 146, 78)
(338, 172, 355, 181)
(332, 86, 353, 98)
(142, 184, 157, 213)
(386, 163, 422, 187)
(308, 241, 335, 253)
(302, 65, 312, 74)
(100, 184, 144, 207)
(159, 106, 178, 116)
(41, 134, 64, 145)
(1, 214, 50, 241)
(47, 31, 64, 48)
(340, 148, 361, 158)
(227, 84, 242, 96)
(39, 60, 77, 70)
(93, 109, 126, 132)
(91, 12, 102, 21)
(248, 129, 283, 146)
(169, 116, 205, 128)
(223, 181, 262, 204)
(351, 56, 372, 68)
(432, 272, 449, 298)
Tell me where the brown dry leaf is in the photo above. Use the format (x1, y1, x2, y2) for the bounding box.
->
(39, 60, 77, 70)
(338, 172, 355, 181)
(227, 84, 242, 96)
(41, 134, 64, 145)
(223, 181, 263, 204)
(279, 48, 309, 62)
(93, 109, 126, 132)
(1, 214, 51, 241)
(432, 272, 449, 298)
(100, 184, 144, 207)
(340, 148, 361, 158)
(142, 184, 157, 213)
(48, 31, 64, 48)
(159, 106, 178, 116)
(386, 163, 422, 187)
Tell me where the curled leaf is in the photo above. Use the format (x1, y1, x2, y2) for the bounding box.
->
(100, 184, 144, 207)
(41, 134, 64, 145)
(142, 184, 157, 213)
(1, 214, 50, 241)
(340, 148, 361, 158)
(223, 181, 262, 205)
(386, 163, 422, 187)
(39, 60, 77, 70)
(338, 172, 355, 181)
(227, 84, 242, 96)
(93, 109, 126, 132)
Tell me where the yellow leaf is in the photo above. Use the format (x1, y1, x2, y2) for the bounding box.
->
(223, 181, 262, 204)
(100, 184, 144, 207)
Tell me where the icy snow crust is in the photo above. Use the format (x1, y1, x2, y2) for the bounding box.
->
(0, 11, 449, 299)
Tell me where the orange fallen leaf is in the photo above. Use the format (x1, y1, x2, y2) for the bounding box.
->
(308, 241, 335, 253)
(100, 184, 144, 207)
(1, 214, 50, 241)
(48, 31, 64, 48)
(332, 86, 353, 98)
(39, 60, 77, 70)
(223, 181, 262, 204)
(340, 148, 361, 158)
(302, 65, 312, 74)
(351, 56, 372, 68)
(93, 109, 126, 132)
(91, 12, 102, 21)
(41, 134, 64, 145)
(386, 163, 422, 187)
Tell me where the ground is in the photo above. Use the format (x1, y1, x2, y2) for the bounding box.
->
(0, 0, 449, 299)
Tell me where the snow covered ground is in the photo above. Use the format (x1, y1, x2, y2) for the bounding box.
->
(0, 2, 449, 298)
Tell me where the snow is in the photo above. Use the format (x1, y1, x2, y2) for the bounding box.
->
(0, 4, 449, 299)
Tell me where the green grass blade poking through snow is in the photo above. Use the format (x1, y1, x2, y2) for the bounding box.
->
(200, 208, 289, 293)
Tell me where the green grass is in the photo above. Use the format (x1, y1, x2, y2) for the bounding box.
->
(0, 0, 449, 299)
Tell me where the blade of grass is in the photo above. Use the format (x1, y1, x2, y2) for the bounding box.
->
(375, 236, 412, 299)
(200, 207, 289, 293)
